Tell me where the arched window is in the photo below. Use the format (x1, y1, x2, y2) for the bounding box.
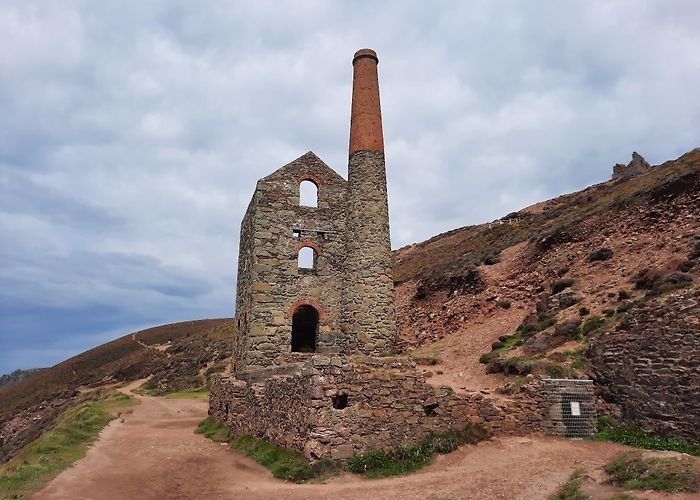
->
(291, 304, 318, 352)
(299, 180, 318, 207)
(298, 246, 315, 269)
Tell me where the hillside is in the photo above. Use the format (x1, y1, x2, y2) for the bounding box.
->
(392, 148, 699, 440)
(0, 318, 232, 462)
(0, 369, 44, 390)
(1, 148, 698, 464)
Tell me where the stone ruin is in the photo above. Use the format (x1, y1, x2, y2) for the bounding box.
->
(612, 151, 652, 180)
(209, 48, 596, 460)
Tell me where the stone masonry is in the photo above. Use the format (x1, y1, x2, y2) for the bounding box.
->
(588, 288, 700, 443)
(210, 48, 593, 460)
(209, 356, 568, 460)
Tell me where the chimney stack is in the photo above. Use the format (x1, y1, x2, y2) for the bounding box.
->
(349, 49, 384, 155)
(343, 48, 397, 355)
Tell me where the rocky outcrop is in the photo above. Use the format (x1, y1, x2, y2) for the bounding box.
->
(612, 151, 652, 180)
(588, 288, 700, 443)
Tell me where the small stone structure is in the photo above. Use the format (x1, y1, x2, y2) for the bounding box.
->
(540, 379, 596, 438)
(612, 151, 652, 180)
(210, 48, 597, 459)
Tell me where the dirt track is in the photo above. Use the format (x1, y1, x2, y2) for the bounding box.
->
(33, 381, 655, 500)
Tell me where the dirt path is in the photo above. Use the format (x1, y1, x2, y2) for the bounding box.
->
(33, 382, 664, 500)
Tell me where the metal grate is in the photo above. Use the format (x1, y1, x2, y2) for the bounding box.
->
(542, 378, 597, 438)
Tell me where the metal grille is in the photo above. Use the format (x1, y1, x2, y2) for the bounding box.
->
(542, 378, 597, 438)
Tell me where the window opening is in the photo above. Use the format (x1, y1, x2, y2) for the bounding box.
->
(299, 180, 318, 207)
(332, 394, 348, 409)
(291, 305, 318, 352)
(298, 246, 315, 269)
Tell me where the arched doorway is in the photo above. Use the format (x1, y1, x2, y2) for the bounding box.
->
(291, 305, 318, 352)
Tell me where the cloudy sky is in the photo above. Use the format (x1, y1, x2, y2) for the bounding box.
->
(1, 1, 699, 373)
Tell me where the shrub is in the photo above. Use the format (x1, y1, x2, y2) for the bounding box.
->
(692, 241, 700, 259)
(555, 318, 581, 337)
(616, 302, 633, 313)
(678, 260, 696, 272)
(557, 267, 570, 277)
(617, 290, 631, 301)
(346, 425, 488, 478)
(602, 308, 615, 317)
(588, 248, 613, 262)
(581, 316, 605, 336)
(578, 307, 590, 317)
(604, 452, 698, 493)
(552, 278, 575, 294)
(631, 267, 661, 290)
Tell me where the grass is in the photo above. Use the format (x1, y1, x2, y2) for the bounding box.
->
(604, 451, 698, 493)
(195, 416, 231, 442)
(592, 417, 700, 456)
(163, 387, 210, 400)
(346, 425, 488, 479)
(550, 469, 588, 500)
(231, 434, 343, 482)
(198, 418, 488, 482)
(0, 389, 137, 499)
(479, 330, 525, 364)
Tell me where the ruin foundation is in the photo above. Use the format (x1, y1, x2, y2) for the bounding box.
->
(210, 355, 596, 460)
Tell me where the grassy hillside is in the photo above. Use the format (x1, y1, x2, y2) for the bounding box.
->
(0, 319, 232, 462)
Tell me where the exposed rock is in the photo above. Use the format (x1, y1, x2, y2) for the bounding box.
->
(612, 151, 652, 180)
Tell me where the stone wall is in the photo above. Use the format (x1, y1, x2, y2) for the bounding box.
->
(344, 149, 397, 355)
(233, 152, 348, 370)
(588, 288, 700, 443)
(211, 355, 550, 460)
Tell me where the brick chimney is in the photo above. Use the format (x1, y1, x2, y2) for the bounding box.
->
(349, 49, 384, 155)
(343, 48, 397, 354)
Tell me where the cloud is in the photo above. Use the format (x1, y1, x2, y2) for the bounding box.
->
(1, 0, 699, 372)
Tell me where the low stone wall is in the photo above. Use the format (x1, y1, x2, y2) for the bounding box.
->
(210, 355, 555, 459)
(588, 289, 700, 443)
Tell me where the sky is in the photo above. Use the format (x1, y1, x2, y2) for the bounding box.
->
(2, 1, 699, 373)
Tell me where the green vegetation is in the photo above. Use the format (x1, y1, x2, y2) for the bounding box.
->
(195, 416, 231, 442)
(199, 420, 487, 482)
(578, 307, 590, 317)
(593, 417, 700, 456)
(0, 390, 137, 498)
(479, 330, 525, 364)
(346, 425, 488, 478)
(230, 434, 342, 482)
(581, 316, 605, 336)
(163, 387, 210, 400)
(550, 469, 588, 500)
(604, 452, 698, 493)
